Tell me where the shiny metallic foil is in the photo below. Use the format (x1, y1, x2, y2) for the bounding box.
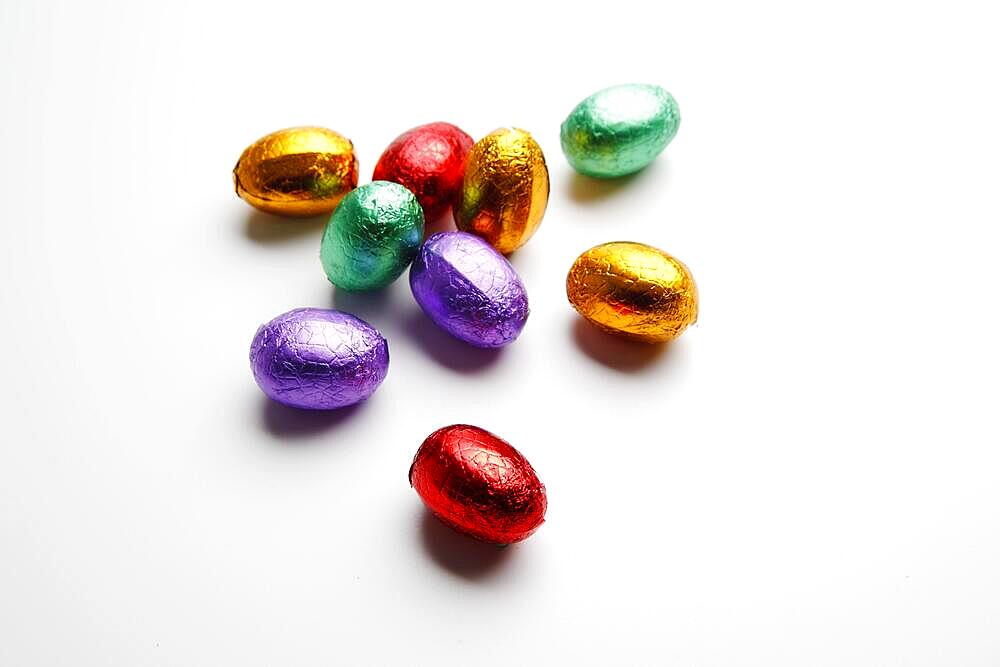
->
(372, 122, 473, 221)
(409, 231, 529, 348)
(567, 241, 698, 343)
(321, 181, 424, 291)
(453, 128, 549, 255)
(233, 127, 359, 217)
(560, 84, 680, 179)
(409, 424, 547, 545)
(249, 308, 389, 410)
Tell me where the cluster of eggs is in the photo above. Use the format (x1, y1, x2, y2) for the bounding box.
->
(236, 84, 696, 545)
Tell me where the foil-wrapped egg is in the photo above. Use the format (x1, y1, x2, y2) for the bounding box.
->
(320, 181, 425, 291)
(560, 84, 680, 178)
(567, 241, 698, 343)
(453, 128, 549, 255)
(249, 308, 388, 410)
(372, 122, 473, 220)
(410, 424, 547, 545)
(233, 126, 359, 217)
(409, 231, 529, 348)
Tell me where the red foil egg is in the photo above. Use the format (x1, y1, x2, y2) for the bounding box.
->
(372, 122, 474, 220)
(409, 424, 547, 545)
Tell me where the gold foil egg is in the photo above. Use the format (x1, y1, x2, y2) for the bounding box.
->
(233, 126, 359, 217)
(453, 127, 549, 254)
(567, 241, 698, 343)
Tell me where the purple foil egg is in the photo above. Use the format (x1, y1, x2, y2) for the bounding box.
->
(409, 231, 529, 348)
(249, 308, 389, 410)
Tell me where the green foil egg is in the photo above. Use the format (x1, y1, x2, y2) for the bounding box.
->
(321, 181, 425, 291)
(560, 83, 680, 178)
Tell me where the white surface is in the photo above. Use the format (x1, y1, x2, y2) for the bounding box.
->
(1, 1, 998, 665)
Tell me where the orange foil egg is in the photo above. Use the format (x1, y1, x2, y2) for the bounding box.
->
(410, 424, 547, 545)
(453, 128, 549, 254)
(233, 126, 359, 217)
(567, 241, 698, 343)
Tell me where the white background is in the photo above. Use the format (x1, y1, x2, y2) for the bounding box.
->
(1, 1, 998, 665)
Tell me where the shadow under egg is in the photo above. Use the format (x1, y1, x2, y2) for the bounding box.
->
(259, 395, 367, 440)
(242, 208, 329, 244)
(569, 317, 678, 372)
(331, 285, 397, 322)
(565, 159, 670, 204)
(402, 309, 503, 374)
(417, 508, 513, 580)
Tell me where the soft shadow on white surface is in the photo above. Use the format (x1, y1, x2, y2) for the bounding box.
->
(259, 396, 367, 439)
(569, 317, 682, 372)
(332, 285, 396, 322)
(417, 508, 513, 580)
(402, 309, 503, 373)
(242, 209, 328, 244)
(566, 160, 671, 205)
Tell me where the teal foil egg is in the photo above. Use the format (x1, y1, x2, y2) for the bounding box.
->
(560, 84, 680, 178)
(321, 181, 425, 291)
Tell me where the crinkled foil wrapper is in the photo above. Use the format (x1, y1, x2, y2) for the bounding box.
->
(409, 424, 547, 545)
(250, 308, 388, 409)
(372, 122, 473, 221)
(234, 126, 359, 217)
(453, 128, 549, 254)
(320, 181, 425, 291)
(560, 83, 680, 178)
(566, 242, 698, 343)
(409, 231, 529, 348)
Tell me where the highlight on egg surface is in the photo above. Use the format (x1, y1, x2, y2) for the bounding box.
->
(372, 122, 473, 221)
(249, 308, 389, 410)
(560, 84, 680, 178)
(410, 424, 547, 545)
(453, 127, 549, 255)
(566, 241, 698, 343)
(233, 126, 359, 217)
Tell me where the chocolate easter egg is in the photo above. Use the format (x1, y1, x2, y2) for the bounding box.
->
(249, 308, 389, 410)
(409, 231, 529, 348)
(560, 84, 680, 178)
(566, 241, 698, 342)
(453, 128, 549, 254)
(233, 126, 359, 217)
(410, 424, 547, 545)
(320, 181, 425, 291)
(372, 122, 473, 220)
